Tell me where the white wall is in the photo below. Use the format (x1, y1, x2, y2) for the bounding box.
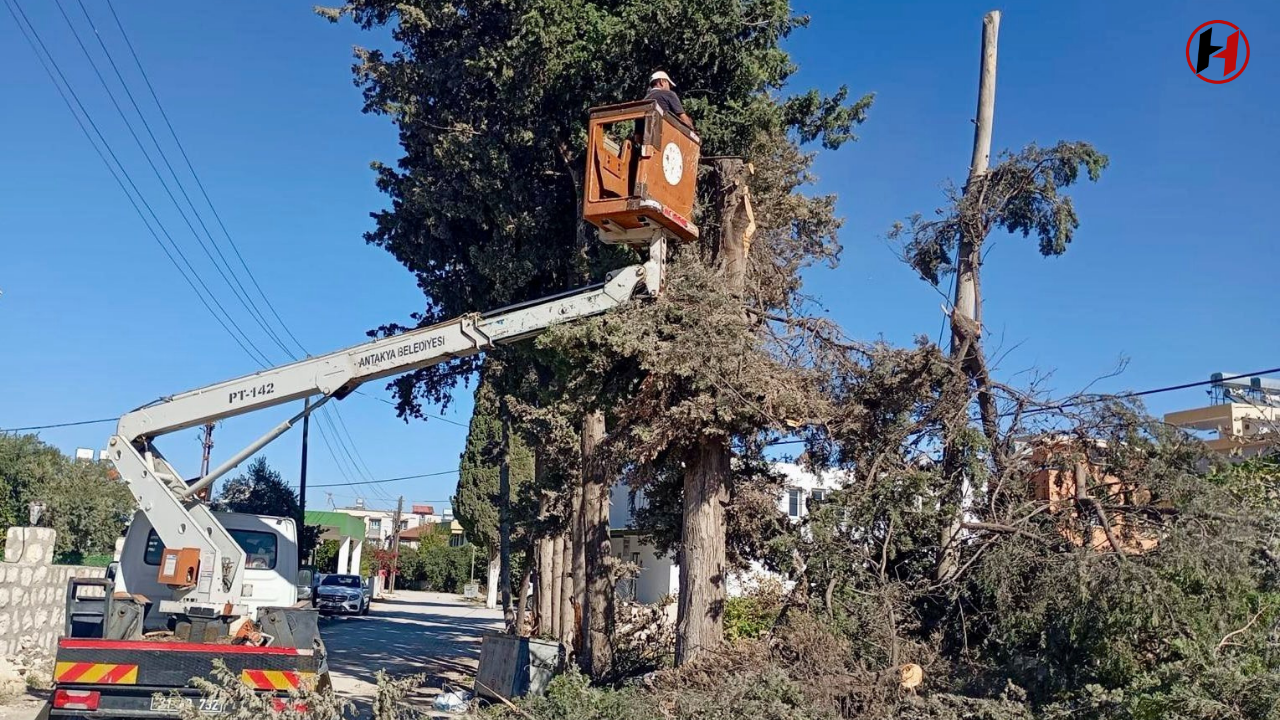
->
(609, 482, 646, 530)
(773, 462, 848, 521)
(608, 462, 849, 606)
(610, 534, 678, 605)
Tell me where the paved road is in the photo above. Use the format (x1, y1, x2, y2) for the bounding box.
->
(0, 591, 503, 720)
(322, 590, 504, 713)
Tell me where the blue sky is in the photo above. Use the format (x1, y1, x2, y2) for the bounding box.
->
(0, 1, 1275, 512)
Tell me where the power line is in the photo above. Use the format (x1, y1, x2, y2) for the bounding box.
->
(0, 418, 116, 433)
(54, 0, 295, 360)
(10, 367, 1280, 442)
(4, 0, 270, 366)
(44, 3, 397, 503)
(87, 4, 411, 499)
(323, 405, 394, 502)
(1021, 366, 1280, 416)
(311, 413, 368, 497)
(103, 0, 310, 357)
(352, 390, 470, 428)
(310, 469, 459, 489)
(9, 1, 411, 511)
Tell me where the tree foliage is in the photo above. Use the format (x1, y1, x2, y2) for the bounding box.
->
(319, 0, 870, 416)
(456, 370, 535, 552)
(0, 433, 133, 556)
(214, 456, 318, 555)
(891, 141, 1109, 285)
(214, 456, 301, 518)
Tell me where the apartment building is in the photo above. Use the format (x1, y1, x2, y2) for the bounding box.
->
(332, 500, 445, 547)
(609, 462, 848, 605)
(1164, 373, 1279, 458)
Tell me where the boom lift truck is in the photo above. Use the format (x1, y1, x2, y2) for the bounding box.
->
(47, 99, 699, 718)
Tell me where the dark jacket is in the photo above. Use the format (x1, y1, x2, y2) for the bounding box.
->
(645, 87, 685, 117)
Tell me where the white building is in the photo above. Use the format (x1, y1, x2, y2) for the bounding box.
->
(609, 462, 848, 605)
(332, 501, 443, 547)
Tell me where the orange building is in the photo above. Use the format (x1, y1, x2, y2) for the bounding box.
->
(1026, 437, 1157, 554)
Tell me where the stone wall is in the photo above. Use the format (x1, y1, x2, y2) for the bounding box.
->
(0, 527, 106, 659)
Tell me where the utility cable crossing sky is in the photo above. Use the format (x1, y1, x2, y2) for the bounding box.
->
(2, 0, 410, 504)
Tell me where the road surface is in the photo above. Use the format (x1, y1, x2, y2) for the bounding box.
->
(0, 591, 503, 719)
(322, 590, 504, 713)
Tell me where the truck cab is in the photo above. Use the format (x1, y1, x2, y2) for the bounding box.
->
(115, 510, 299, 630)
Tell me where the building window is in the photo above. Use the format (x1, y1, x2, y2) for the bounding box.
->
(368, 518, 382, 535)
(808, 489, 827, 510)
(399, 519, 409, 530)
(787, 489, 802, 518)
(449, 533, 466, 548)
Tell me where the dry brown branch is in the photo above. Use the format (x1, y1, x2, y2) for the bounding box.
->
(1214, 607, 1267, 656)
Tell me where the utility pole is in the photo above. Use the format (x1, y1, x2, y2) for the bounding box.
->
(299, 398, 311, 563)
(937, 9, 1000, 583)
(952, 9, 1000, 354)
(200, 424, 215, 475)
(196, 424, 215, 501)
(299, 399, 310, 519)
(389, 495, 404, 593)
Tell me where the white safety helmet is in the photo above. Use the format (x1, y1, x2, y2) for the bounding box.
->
(649, 71, 675, 87)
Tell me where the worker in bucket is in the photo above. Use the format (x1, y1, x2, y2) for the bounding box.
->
(646, 71, 694, 129)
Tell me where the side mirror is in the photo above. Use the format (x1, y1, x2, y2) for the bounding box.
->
(297, 566, 314, 588)
(105, 562, 118, 582)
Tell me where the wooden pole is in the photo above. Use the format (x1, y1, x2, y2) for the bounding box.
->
(952, 9, 999, 351)
(389, 495, 404, 591)
(937, 10, 1000, 583)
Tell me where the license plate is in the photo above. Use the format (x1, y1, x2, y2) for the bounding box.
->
(150, 695, 227, 714)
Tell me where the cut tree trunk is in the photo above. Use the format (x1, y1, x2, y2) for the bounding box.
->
(675, 435, 731, 666)
(581, 410, 614, 678)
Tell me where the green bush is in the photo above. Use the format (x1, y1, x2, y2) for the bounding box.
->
(400, 543, 474, 593)
(725, 582, 784, 642)
(53, 552, 114, 567)
(490, 665, 833, 720)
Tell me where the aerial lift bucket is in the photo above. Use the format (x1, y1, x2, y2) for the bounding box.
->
(583, 100, 701, 247)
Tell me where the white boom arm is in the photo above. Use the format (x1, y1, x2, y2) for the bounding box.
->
(109, 234, 666, 618)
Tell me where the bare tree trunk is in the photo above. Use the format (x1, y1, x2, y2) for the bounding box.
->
(675, 436, 731, 666)
(486, 548, 500, 610)
(550, 534, 564, 638)
(581, 410, 614, 678)
(937, 9, 1000, 583)
(536, 499, 554, 637)
(558, 534, 574, 647)
(672, 158, 752, 667)
(571, 422, 590, 670)
(515, 558, 533, 637)
(499, 412, 514, 629)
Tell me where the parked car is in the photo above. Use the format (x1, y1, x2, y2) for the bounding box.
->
(313, 574, 371, 615)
